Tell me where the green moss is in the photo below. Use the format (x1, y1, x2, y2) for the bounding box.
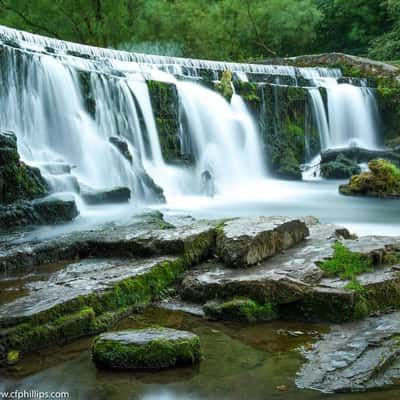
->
(339, 159, 400, 198)
(0, 230, 216, 361)
(319, 242, 373, 280)
(147, 80, 182, 164)
(0, 132, 47, 204)
(214, 70, 233, 101)
(204, 298, 278, 322)
(6, 350, 19, 365)
(92, 328, 201, 370)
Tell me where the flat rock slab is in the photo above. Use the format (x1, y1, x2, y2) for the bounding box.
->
(0, 256, 176, 326)
(296, 312, 400, 393)
(216, 216, 309, 268)
(0, 216, 217, 274)
(92, 328, 201, 370)
(181, 224, 400, 321)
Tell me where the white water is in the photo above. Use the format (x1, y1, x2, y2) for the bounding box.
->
(0, 24, 385, 234)
(307, 78, 381, 151)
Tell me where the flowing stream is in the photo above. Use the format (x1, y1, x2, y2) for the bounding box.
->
(0, 25, 395, 236)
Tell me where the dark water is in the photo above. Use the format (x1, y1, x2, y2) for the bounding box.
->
(1, 307, 399, 400)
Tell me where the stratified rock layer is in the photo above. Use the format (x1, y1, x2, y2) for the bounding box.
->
(296, 312, 400, 393)
(216, 216, 309, 268)
(92, 328, 201, 370)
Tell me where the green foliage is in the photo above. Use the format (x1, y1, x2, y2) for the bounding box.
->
(215, 69, 233, 101)
(320, 242, 372, 280)
(340, 159, 400, 198)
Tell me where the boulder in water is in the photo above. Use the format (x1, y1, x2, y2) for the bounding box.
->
(0, 131, 47, 204)
(32, 195, 79, 223)
(92, 328, 201, 370)
(81, 186, 131, 205)
(339, 159, 400, 198)
(320, 154, 361, 179)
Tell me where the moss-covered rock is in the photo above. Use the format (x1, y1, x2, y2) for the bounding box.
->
(92, 328, 201, 370)
(257, 85, 319, 180)
(147, 80, 182, 164)
(203, 298, 277, 322)
(339, 159, 400, 198)
(0, 131, 47, 204)
(214, 69, 233, 102)
(320, 154, 361, 179)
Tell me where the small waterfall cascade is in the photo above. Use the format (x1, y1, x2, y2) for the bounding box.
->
(0, 24, 383, 212)
(307, 78, 381, 151)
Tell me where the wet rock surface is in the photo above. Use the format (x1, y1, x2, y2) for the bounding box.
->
(0, 256, 177, 325)
(0, 195, 79, 229)
(0, 213, 217, 273)
(92, 328, 201, 370)
(81, 186, 131, 205)
(296, 312, 400, 393)
(216, 216, 309, 268)
(181, 223, 400, 321)
(320, 154, 361, 179)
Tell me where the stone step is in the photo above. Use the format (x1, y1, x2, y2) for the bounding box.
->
(180, 224, 400, 322)
(216, 216, 309, 268)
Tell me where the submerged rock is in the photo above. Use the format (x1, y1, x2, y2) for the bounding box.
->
(296, 312, 400, 393)
(339, 159, 400, 198)
(216, 216, 309, 268)
(92, 328, 201, 370)
(320, 154, 361, 179)
(81, 186, 131, 205)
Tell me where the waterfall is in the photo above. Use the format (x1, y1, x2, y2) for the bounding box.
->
(0, 24, 384, 212)
(308, 78, 381, 151)
(177, 81, 265, 192)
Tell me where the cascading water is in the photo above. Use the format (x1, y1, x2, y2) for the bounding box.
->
(0, 24, 384, 217)
(307, 78, 381, 151)
(176, 81, 265, 192)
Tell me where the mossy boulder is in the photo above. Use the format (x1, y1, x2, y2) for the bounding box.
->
(92, 328, 201, 370)
(203, 298, 277, 322)
(214, 69, 233, 101)
(0, 131, 47, 204)
(339, 159, 400, 198)
(320, 154, 361, 179)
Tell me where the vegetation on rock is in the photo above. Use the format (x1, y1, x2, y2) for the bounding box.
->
(204, 298, 277, 322)
(92, 328, 201, 370)
(319, 242, 373, 280)
(214, 70, 233, 101)
(339, 159, 400, 198)
(0, 131, 47, 204)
